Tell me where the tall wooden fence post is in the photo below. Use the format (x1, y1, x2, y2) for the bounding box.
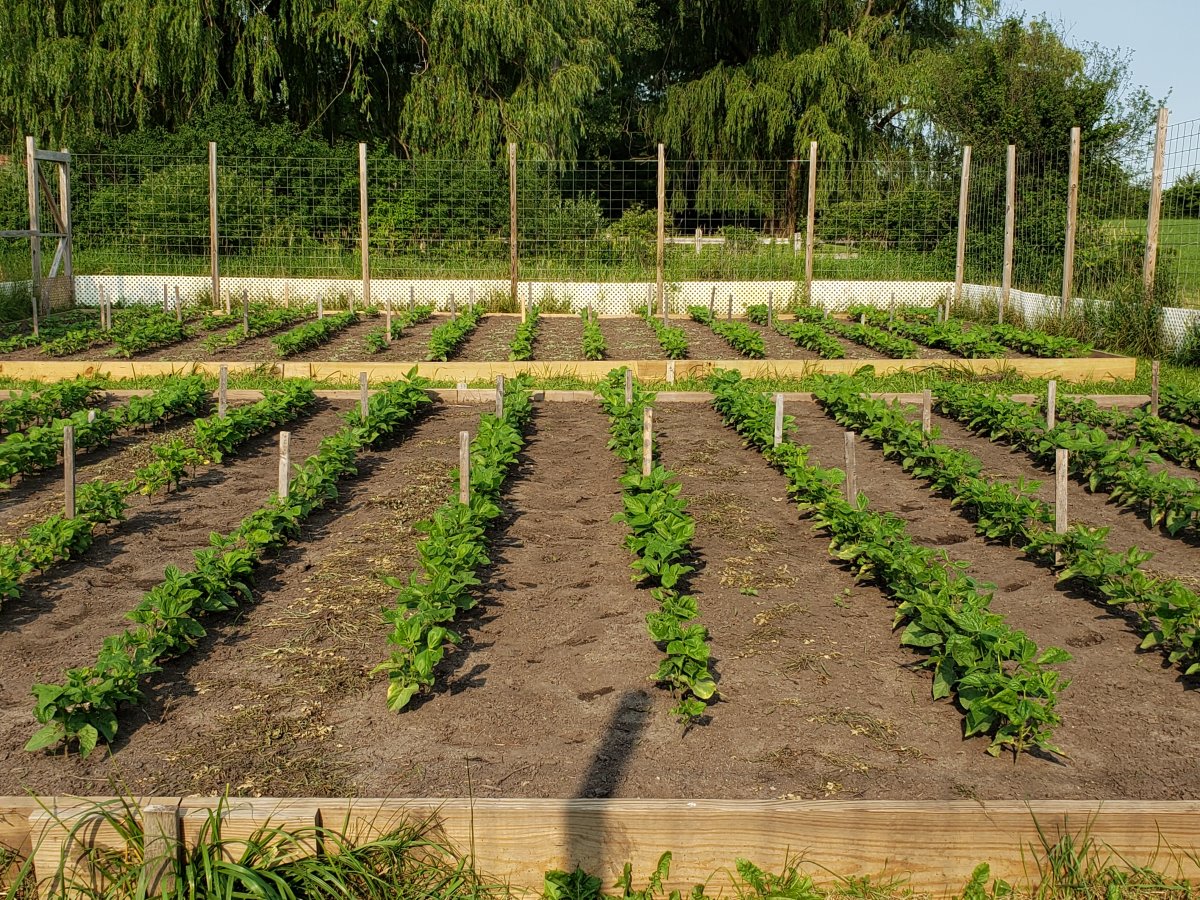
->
(218, 366, 228, 417)
(954, 146, 972, 313)
(459, 431, 471, 505)
(358, 142, 370, 314)
(656, 143, 667, 323)
(24, 136, 41, 335)
(1046, 380, 1058, 430)
(843, 431, 857, 502)
(278, 432, 291, 500)
(642, 406, 654, 477)
(1000, 143, 1016, 324)
(62, 425, 75, 518)
(509, 142, 521, 320)
(804, 141, 818, 301)
(1061, 127, 1081, 316)
(208, 141, 222, 313)
(1144, 107, 1169, 303)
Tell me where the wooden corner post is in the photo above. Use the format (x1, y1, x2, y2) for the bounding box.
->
(358, 142, 370, 314)
(509, 142, 521, 321)
(1061, 127, 1081, 315)
(805, 141, 818, 300)
(1000, 144, 1016, 324)
(24, 136, 41, 335)
(208, 141, 221, 313)
(954, 145, 972, 311)
(656, 143, 667, 322)
(1144, 107, 1169, 303)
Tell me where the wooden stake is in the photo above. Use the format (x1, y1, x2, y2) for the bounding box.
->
(459, 431, 471, 505)
(843, 431, 857, 502)
(359, 372, 369, 419)
(98, 284, 109, 330)
(87, 410, 95, 423)
(62, 425, 75, 519)
(509, 142, 520, 318)
(694, 227, 702, 255)
(496, 374, 505, 419)
(139, 803, 181, 899)
(921, 390, 932, 434)
(527, 282, 533, 315)
(773, 394, 784, 447)
(1000, 143, 1016, 324)
(1061, 128, 1081, 316)
(666, 360, 675, 385)
(24, 136, 41, 334)
(1145, 108, 1169, 302)
(358, 142, 369, 314)
(1151, 360, 1160, 417)
(954, 146, 971, 309)
(642, 406, 653, 477)
(624, 368, 633, 406)
(163, 284, 169, 315)
(174, 286, 182, 323)
(656, 143, 666, 323)
(316, 295, 323, 319)
(859, 313, 866, 326)
(208, 141, 220, 313)
(1055, 448, 1069, 536)
(469, 285, 475, 309)
(805, 141, 818, 300)
(242, 288, 250, 335)
(409, 285, 415, 313)
(708, 285, 715, 318)
(1046, 380, 1057, 430)
(218, 366, 228, 417)
(450, 292, 457, 317)
(283, 281, 291, 309)
(767, 291, 774, 328)
(278, 431, 291, 499)
(727, 294, 733, 320)
(385, 290, 393, 344)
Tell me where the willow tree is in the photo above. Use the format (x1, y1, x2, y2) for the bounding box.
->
(0, 0, 632, 158)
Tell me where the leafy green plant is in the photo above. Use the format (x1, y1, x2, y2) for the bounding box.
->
(201, 303, 311, 352)
(271, 310, 359, 357)
(988, 322, 1091, 358)
(0, 378, 101, 434)
(509, 306, 541, 360)
(638, 306, 688, 359)
(581, 309, 606, 360)
(427, 305, 484, 361)
(745, 304, 769, 326)
(776, 321, 846, 359)
(826, 320, 919, 358)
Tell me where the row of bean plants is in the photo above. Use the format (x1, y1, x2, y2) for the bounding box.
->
(775, 320, 846, 358)
(0, 378, 101, 434)
(0, 382, 317, 613)
(711, 372, 1068, 757)
(26, 375, 433, 757)
(509, 307, 541, 361)
(0, 377, 210, 488)
(1052, 395, 1200, 469)
(271, 310, 360, 357)
(1162, 385, 1200, 428)
(812, 377, 1200, 680)
(934, 385, 1200, 540)
(200, 304, 312, 353)
(582, 309, 606, 360)
(0, 309, 98, 352)
(785, 306, 916, 358)
(988, 323, 1091, 358)
(688, 306, 765, 358)
(377, 377, 533, 711)
(597, 370, 717, 724)
(427, 305, 484, 361)
(639, 307, 688, 359)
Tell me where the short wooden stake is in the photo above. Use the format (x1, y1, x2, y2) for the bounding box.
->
(139, 803, 181, 898)
(469, 285, 475, 308)
(409, 285, 415, 313)
(278, 431, 291, 499)
(528, 283, 534, 318)
(1151, 360, 1160, 417)
(163, 284, 169, 315)
(98, 284, 109, 330)
(1055, 448, 1069, 542)
(708, 285, 715, 318)
(218, 366, 228, 417)
(174, 286, 182, 323)
(450, 292, 457, 317)
(385, 291, 393, 343)
(283, 281, 291, 308)
(642, 406, 653, 477)
(242, 288, 250, 334)
(727, 294, 733, 320)
(694, 226, 702, 255)
(1046, 380, 1057, 430)
(921, 390, 932, 434)
(459, 431, 471, 505)
(496, 375, 505, 419)
(87, 410, 96, 423)
(767, 291, 774, 328)
(666, 360, 676, 384)
(624, 368, 633, 406)
(62, 425, 75, 519)
(359, 372, 369, 419)
(316, 295, 324, 319)
(773, 394, 784, 447)
(843, 431, 857, 502)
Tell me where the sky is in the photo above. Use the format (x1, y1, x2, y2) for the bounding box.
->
(1018, 0, 1200, 127)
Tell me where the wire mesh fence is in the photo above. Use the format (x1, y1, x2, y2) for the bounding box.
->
(4, 129, 1197, 315)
